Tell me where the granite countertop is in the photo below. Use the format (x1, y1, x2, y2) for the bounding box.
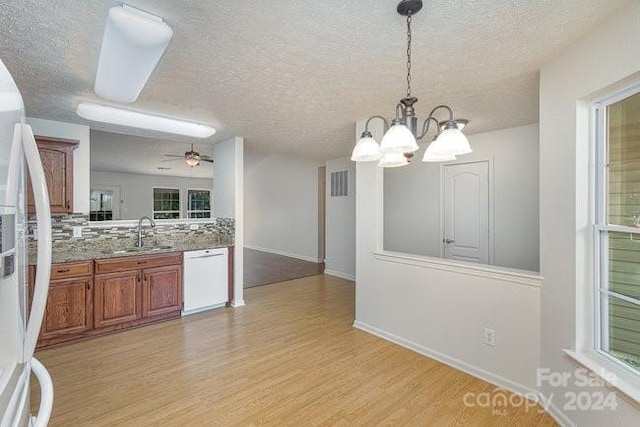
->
(28, 234, 234, 266)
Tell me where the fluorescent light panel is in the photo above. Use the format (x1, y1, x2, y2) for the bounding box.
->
(94, 5, 173, 103)
(76, 102, 216, 138)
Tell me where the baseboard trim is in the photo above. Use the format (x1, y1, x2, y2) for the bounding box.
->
(230, 299, 246, 308)
(353, 320, 572, 427)
(181, 302, 226, 316)
(324, 269, 355, 281)
(244, 245, 322, 263)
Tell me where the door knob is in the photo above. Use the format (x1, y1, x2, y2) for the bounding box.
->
(445, 239, 455, 244)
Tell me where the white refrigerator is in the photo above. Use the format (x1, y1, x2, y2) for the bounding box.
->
(0, 59, 54, 426)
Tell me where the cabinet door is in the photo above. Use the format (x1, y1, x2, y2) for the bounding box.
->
(27, 136, 78, 214)
(94, 271, 141, 328)
(143, 265, 182, 318)
(41, 278, 92, 339)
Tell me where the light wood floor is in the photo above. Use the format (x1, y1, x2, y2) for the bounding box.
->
(243, 248, 325, 288)
(32, 275, 557, 426)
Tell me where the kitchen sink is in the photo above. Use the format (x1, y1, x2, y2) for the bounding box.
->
(102, 245, 173, 255)
(149, 245, 173, 251)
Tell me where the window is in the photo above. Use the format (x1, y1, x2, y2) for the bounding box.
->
(595, 87, 640, 374)
(187, 189, 211, 218)
(89, 189, 114, 221)
(153, 188, 180, 219)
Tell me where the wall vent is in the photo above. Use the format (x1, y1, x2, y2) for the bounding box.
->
(330, 170, 348, 197)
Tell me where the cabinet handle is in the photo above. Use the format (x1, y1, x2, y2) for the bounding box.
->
(86, 283, 91, 290)
(137, 261, 147, 265)
(137, 273, 141, 283)
(57, 269, 70, 273)
(66, 201, 70, 210)
(144, 274, 148, 282)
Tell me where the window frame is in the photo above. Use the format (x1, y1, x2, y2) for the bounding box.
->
(186, 188, 212, 219)
(593, 82, 640, 378)
(152, 187, 182, 220)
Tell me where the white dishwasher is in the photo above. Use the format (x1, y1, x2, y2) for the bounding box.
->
(183, 247, 229, 315)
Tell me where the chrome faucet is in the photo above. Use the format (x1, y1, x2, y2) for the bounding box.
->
(136, 216, 156, 247)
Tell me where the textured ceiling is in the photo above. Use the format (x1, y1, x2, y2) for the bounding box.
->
(0, 0, 630, 161)
(90, 130, 214, 178)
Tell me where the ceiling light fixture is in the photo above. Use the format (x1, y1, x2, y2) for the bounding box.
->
(351, 0, 471, 167)
(76, 102, 216, 138)
(94, 5, 173, 103)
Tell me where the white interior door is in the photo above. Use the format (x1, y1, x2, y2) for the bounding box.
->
(443, 161, 489, 264)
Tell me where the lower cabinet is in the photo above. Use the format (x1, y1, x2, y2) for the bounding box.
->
(41, 276, 93, 339)
(93, 270, 141, 328)
(32, 261, 94, 347)
(142, 265, 182, 318)
(34, 252, 184, 348)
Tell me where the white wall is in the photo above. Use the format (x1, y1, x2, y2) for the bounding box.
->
(213, 137, 244, 307)
(27, 117, 90, 214)
(244, 149, 322, 262)
(325, 157, 355, 280)
(213, 138, 236, 218)
(355, 118, 543, 395)
(384, 124, 539, 272)
(90, 170, 212, 220)
(539, 2, 640, 426)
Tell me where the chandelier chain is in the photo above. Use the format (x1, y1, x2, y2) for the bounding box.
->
(406, 14, 412, 98)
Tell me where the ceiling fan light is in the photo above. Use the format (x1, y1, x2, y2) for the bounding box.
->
(95, 5, 173, 103)
(378, 151, 409, 168)
(76, 102, 216, 138)
(380, 121, 419, 153)
(185, 157, 200, 167)
(351, 133, 382, 162)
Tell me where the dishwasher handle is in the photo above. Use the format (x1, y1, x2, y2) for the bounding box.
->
(188, 254, 224, 260)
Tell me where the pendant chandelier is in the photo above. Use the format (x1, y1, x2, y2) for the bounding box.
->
(351, 0, 471, 167)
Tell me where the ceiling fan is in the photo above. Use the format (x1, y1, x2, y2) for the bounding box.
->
(162, 143, 213, 167)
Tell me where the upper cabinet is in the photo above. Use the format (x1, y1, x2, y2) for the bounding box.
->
(27, 136, 78, 214)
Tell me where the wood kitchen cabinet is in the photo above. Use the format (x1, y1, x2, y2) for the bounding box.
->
(142, 265, 182, 318)
(33, 261, 94, 347)
(93, 270, 141, 328)
(94, 252, 183, 330)
(32, 251, 189, 348)
(27, 136, 78, 214)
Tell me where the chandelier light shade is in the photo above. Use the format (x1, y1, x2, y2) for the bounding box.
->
(380, 120, 419, 153)
(351, 131, 382, 161)
(422, 141, 457, 162)
(428, 124, 472, 156)
(378, 152, 409, 168)
(351, 0, 471, 167)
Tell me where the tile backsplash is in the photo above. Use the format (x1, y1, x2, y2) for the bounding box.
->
(27, 214, 234, 243)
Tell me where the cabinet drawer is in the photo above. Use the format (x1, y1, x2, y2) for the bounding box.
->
(94, 252, 182, 274)
(50, 261, 93, 280)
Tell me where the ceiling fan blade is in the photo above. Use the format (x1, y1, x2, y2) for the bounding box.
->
(200, 154, 212, 160)
(201, 158, 214, 163)
(164, 154, 185, 158)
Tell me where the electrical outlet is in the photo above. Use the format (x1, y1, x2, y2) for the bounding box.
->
(190, 224, 199, 230)
(72, 226, 83, 238)
(32, 227, 38, 241)
(483, 328, 495, 347)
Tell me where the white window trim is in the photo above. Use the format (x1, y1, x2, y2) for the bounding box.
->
(152, 187, 181, 219)
(566, 81, 640, 404)
(186, 188, 212, 218)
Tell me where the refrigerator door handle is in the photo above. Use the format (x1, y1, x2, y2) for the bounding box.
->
(30, 357, 54, 427)
(21, 124, 52, 362)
